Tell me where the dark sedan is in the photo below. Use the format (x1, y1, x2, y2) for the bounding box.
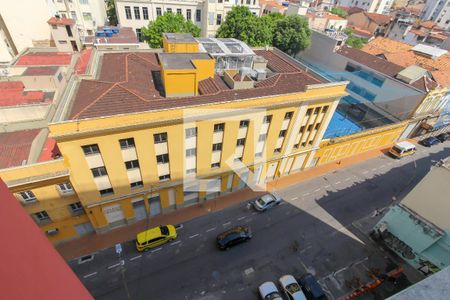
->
(436, 133, 450, 143)
(216, 225, 252, 250)
(420, 136, 440, 147)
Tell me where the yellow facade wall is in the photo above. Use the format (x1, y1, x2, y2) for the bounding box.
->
(161, 69, 198, 97)
(163, 39, 199, 53)
(315, 122, 408, 165)
(192, 58, 215, 81)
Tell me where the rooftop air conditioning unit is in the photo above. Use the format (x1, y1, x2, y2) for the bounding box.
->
(254, 69, 267, 81)
(46, 228, 59, 236)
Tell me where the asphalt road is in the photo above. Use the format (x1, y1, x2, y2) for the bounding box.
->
(69, 142, 450, 300)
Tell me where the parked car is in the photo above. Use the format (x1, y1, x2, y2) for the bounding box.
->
(216, 225, 252, 250)
(135, 225, 177, 252)
(258, 281, 283, 300)
(420, 136, 440, 147)
(279, 275, 307, 300)
(253, 193, 281, 212)
(299, 273, 327, 300)
(436, 132, 450, 143)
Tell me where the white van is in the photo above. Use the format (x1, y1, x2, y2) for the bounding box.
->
(389, 141, 416, 159)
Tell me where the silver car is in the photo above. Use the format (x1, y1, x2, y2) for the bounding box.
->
(279, 275, 307, 300)
(253, 193, 281, 211)
(258, 281, 283, 300)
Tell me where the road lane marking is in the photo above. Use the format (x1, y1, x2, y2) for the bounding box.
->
(83, 272, 97, 278)
(291, 197, 298, 200)
(324, 185, 331, 188)
(237, 216, 246, 221)
(245, 218, 252, 223)
(206, 227, 216, 232)
(189, 234, 199, 239)
(335, 181, 341, 184)
(303, 193, 310, 196)
(344, 178, 350, 181)
(371, 168, 377, 171)
(222, 221, 231, 226)
(362, 170, 369, 174)
(151, 247, 162, 253)
(130, 255, 142, 261)
(107, 262, 121, 269)
(380, 164, 386, 168)
(313, 188, 320, 192)
(170, 241, 181, 246)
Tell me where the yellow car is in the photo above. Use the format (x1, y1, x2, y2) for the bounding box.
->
(135, 225, 177, 252)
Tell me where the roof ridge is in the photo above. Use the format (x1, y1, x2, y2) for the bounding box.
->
(72, 83, 117, 119)
(130, 52, 160, 68)
(116, 83, 157, 102)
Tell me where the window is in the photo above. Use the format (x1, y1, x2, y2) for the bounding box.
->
(306, 108, 313, 116)
(66, 24, 73, 36)
(293, 143, 299, 149)
(82, 144, 99, 155)
(214, 123, 225, 132)
(258, 134, 267, 142)
(186, 9, 192, 20)
(35, 211, 50, 222)
(274, 148, 281, 153)
(186, 148, 196, 157)
(19, 191, 37, 203)
(143, 7, 148, 20)
(216, 14, 222, 25)
(301, 142, 306, 147)
(322, 106, 329, 113)
(156, 154, 170, 164)
(136, 28, 143, 42)
(159, 174, 170, 181)
(177, 8, 182, 15)
(246, 0, 251, 4)
(131, 181, 143, 189)
(263, 115, 272, 123)
(239, 120, 249, 128)
(119, 138, 135, 149)
(212, 143, 222, 151)
(52, 25, 57, 29)
(167, 8, 172, 13)
(134, 7, 140, 19)
(100, 188, 114, 196)
(299, 126, 305, 133)
(284, 111, 293, 119)
(59, 40, 67, 44)
(196, 9, 201, 22)
(279, 130, 287, 137)
(69, 202, 84, 213)
(125, 160, 140, 170)
(314, 107, 320, 114)
(236, 138, 246, 146)
(156, 7, 162, 16)
(80, 0, 89, 4)
(186, 168, 196, 174)
(307, 125, 313, 132)
(91, 166, 108, 177)
(58, 182, 73, 192)
(83, 12, 92, 21)
(211, 162, 220, 168)
(185, 127, 197, 138)
(315, 123, 321, 130)
(154, 132, 167, 143)
(218, 0, 223, 2)
(255, 152, 263, 157)
(308, 140, 313, 145)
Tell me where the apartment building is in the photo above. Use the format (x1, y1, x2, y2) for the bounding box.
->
(421, 0, 450, 30)
(50, 0, 107, 37)
(115, 0, 260, 39)
(334, 0, 394, 15)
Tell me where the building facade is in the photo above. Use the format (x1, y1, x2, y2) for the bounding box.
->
(115, 0, 260, 39)
(421, 0, 450, 30)
(334, 0, 394, 15)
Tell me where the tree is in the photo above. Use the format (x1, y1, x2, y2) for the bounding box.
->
(141, 13, 201, 48)
(216, 6, 259, 46)
(343, 28, 367, 49)
(105, 0, 118, 26)
(272, 15, 311, 56)
(330, 7, 347, 18)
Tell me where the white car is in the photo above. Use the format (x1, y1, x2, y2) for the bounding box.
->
(258, 281, 283, 300)
(279, 275, 307, 300)
(253, 193, 282, 211)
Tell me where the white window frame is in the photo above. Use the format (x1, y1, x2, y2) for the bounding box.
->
(19, 191, 37, 203)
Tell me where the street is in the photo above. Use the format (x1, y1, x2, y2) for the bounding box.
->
(69, 142, 450, 300)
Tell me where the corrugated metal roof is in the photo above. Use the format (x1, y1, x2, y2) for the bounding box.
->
(411, 44, 448, 58)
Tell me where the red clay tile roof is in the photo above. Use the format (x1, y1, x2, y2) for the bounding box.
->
(364, 12, 393, 25)
(75, 48, 92, 75)
(0, 129, 41, 169)
(0, 81, 52, 106)
(337, 46, 437, 92)
(15, 52, 72, 66)
(69, 50, 322, 120)
(419, 20, 436, 29)
(22, 66, 59, 76)
(198, 77, 220, 95)
(338, 6, 364, 15)
(38, 138, 61, 162)
(47, 17, 75, 26)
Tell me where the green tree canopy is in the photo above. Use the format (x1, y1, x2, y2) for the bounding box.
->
(141, 13, 201, 48)
(343, 28, 368, 49)
(273, 15, 311, 56)
(105, 0, 118, 26)
(330, 7, 347, 18)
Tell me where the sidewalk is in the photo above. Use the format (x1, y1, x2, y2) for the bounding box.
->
(57, 146, 391, 260)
